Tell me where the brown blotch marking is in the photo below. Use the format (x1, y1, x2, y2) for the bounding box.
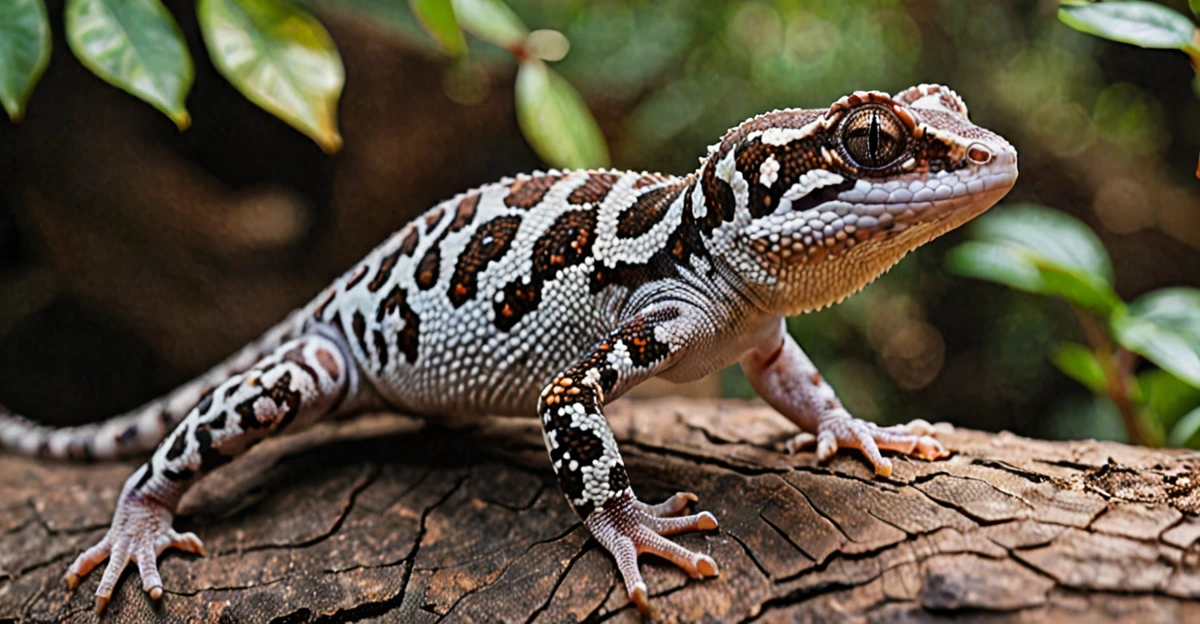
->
(313, 288, 336, 320)
(377, 285, 421, 363)
(281, 346, 322, 396)
(533, 209, 596, 279)
(133, 466, 154, 489)
(196, 388, 215, 416)
(811, 372, 822, 386)
(235, 399, 261, 431)
(494, 279, 540, 332)
(281, 343, 305, 365)
(237, 372, 303, 432)
(618, 308, 680, 369)
(416, 244, 441, 290)
(424, 206, 446, 230)
(351, 311, 370, 358)
(665, 186, 711, 268)
(344, 264, 369, 290)
(163, 468, 194, 482)
(447, 215, 522, 307)
(315, 348, 341, 379)
(633, 173, 672, 188)
(504, 174, 561, 209)
(616, 185, 679, 238)
(164, 430, 188, 461)
(589, 253, 680, 295)
(450, 194, 480, 232)
(265, 372, 304, 430)
(541, 352, 633, 515)
(368, 248, 403, 293)
(494, 208, 596, 331)
(399, 226, 420, 257)
(568, 172, 618, 205)
(735, 139, 781, 218)
(117, 425, 138, 446)
(373, 330, 389, 368)
(699, 155, 737, 233)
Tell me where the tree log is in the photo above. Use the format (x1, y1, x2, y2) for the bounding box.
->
(2, 398, 1199, 623)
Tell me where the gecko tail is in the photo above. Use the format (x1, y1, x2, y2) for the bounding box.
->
(0, 309, 315, 462)
(0, 403, 172, 461)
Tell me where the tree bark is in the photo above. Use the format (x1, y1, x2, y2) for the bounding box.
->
(2, 398, 1199, 623)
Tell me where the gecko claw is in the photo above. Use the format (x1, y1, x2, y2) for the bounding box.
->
(65, 572, 80, 591)
(631, 582, 650, 615)
(95, 595, 109, 616)
(695, 553, 720, 577)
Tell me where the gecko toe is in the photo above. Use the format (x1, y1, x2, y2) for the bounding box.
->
(586, 490, 720, 613)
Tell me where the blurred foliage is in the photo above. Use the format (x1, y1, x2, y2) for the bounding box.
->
(0, 0, 610, 162)
(66, 0, 194, 129)
(0, 0, 51, 122)
(1056, 0, 1200, 173)
(949, 204, 1200, 448)
(1, 0, 346, 151)
(198, 0, 345, 152)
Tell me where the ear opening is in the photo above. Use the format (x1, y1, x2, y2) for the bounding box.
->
(893, 84, 969, 119)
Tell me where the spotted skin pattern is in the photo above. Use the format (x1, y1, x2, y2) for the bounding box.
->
(0, 85, 1017, 615)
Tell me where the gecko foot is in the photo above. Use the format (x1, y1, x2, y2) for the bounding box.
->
(64, 490, 204, 614)
(585, 490, 719, 616)
(786, 414, 947, 477)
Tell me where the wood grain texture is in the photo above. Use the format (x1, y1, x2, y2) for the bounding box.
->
(2, 398, 1199, 623)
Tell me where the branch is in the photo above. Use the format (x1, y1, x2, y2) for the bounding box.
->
(2, 399, 1199, 622)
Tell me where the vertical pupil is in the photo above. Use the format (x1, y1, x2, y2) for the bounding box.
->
(868, 111, 880, 164)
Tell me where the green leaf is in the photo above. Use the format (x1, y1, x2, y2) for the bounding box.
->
(1112, 288, 1200, 388)
(525, 29, 569, 62)
(1140, 369, 1200, 428)
(1050, 342, 1108, 396)
(1167, 406, 1200, 448)
(0, 0, 51, 122)
(515, 59, 609, 170)
(949, 204, 1123, 315)
(409, 0, 466, 57)
(944, 241, 1043, 291)
(450, 0, 526, 48)
(1192, 0, 1200, 20)
(1058, 2, 1196, 50)
(65, 0, 193, 128)
(198, 0, 344, 153)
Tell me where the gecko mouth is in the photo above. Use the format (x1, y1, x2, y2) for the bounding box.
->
(754, 145, 1017, 261)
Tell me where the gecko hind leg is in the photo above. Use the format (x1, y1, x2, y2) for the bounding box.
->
(65, 329, 355, 614)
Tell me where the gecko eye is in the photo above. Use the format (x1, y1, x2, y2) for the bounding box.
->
(840, 106, 906, 169)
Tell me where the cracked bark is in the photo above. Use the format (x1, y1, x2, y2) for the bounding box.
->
(2, 398, 1200, 623)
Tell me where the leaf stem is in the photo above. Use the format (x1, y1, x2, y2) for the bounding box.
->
(1071, 304, 1147, 446)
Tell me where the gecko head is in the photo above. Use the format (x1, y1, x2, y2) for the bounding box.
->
(699, 84, 1018, 316)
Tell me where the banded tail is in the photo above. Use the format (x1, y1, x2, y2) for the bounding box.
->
(0, 310, 312, 460)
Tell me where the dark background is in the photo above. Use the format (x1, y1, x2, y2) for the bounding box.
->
(1, 0, 1197, 443)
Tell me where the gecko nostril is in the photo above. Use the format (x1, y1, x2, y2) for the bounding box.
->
(966, 143, 993, 165)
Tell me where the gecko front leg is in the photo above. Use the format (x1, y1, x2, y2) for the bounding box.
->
(65, 327, 358, 613)
(741, 319, 947, 477)
(538, 305, 720, 614)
